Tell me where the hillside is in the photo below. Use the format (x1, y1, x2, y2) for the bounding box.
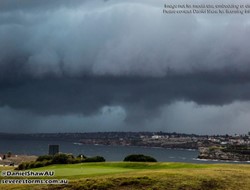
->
(1, 162, 250, 190)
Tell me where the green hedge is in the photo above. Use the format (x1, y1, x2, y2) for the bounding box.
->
(123, 154, 157, 162)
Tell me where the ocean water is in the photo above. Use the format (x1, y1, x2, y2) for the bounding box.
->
(0, 139, 248, 164)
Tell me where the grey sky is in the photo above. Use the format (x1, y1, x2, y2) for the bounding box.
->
(0, 0, 250, 134)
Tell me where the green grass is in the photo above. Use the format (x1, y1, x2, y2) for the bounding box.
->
(30, 162, 212, 179)
(32, 162, 136, 178)
(1, 162, 250, 190)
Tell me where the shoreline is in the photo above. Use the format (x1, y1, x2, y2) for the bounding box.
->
(73, 142, 198, 151)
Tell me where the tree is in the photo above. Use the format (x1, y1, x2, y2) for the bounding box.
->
(36, 155, 53, 162)
(52, 153, 74, 164)
(7, 152, 12, 158)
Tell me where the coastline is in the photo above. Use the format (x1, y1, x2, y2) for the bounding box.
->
(74, 142, 198, 151)
(198, 147, 250, 162)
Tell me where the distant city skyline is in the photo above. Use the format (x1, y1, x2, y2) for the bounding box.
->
(0, 0, 250, 134)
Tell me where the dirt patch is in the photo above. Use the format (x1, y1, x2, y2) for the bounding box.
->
(0, 154, 37, 166)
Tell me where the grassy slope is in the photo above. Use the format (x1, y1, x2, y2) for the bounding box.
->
(1, 162, 250, 190)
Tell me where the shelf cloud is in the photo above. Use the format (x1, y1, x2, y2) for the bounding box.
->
(0, 0, 250, 134)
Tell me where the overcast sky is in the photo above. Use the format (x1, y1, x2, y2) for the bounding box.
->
(0, 0, 250, 134)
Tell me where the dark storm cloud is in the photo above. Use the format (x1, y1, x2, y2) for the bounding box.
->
(1, 0, 249, 78)
(1, 0, 250, 133)
(0, 0, 90, 12)
(1, 73, 250, 118)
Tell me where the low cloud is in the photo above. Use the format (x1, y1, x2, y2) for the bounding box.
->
(143, 101, 250, 135)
